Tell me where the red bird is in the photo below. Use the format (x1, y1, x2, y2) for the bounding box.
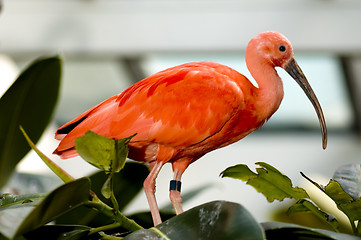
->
(54, 31, 327, 226)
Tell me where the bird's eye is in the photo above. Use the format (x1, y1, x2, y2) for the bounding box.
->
(279, 45, 286, 52)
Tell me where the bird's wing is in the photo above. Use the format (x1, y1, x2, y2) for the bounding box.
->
(55, 62, 250, 155)
(55, 94, 119, 140)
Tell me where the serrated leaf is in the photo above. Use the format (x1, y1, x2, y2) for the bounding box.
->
(317, 180, 361, 223)
(0, 193, 46, 211)
(125, 201, 265, 240)
(326, 181, 361, 223)
(324, 180, 354, 204)
(333, 164, 361, 200)
(303, 174, 361, 234)
(0, 56, 61, 188)
(220, 163, 257, 181)
(75, 131, 134, 173)
(221, 162, 309, 202)
(15, 178, 91, 236)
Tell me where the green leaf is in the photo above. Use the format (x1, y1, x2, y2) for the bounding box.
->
(124, 201, 265, 240)
(75, 131, 134, 173)
(324, 180, 354, 203)
(325, 181, 361, 222)
(0, 233, 9, 240)
(220, 162, 309, 202)
(55, 162, 148, 226)
(20, 126, 74, 183)
(93, 162, 149, 211)
(101, 174, 113, 199)
(333, 164, 361, 200)
(304, 175, 361, 223)
(128, 211, 176, 229)
(288, 199, 339, 231)
(15, 178, 91, 236)
(0, 193, 46, 211)
(262, 221, 360, 240)
(0, 56, 62, 188)
(161, 183, 215, 212)
(302, 173, 361, 235)
(23, 225, 90, 240)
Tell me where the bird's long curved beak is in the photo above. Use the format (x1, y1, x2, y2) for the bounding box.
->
(285, 58, 327, 149)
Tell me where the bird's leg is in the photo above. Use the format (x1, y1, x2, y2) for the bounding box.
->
(143, 161, 164, 226)
(169, 169, 184, 215)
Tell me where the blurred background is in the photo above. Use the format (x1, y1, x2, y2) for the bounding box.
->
(0, 0, 360, 224)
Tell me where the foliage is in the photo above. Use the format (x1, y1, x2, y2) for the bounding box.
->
(221, 162, 361, 238)
(1, 56, 361, 239)
(0, 56, 61, 188)
(301, 166, 361, 235)
(124, 201, 265, 240)
(262, 222, 360, 240)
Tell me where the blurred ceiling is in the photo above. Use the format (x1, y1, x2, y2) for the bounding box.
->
(0, 0, 360, 133)
(0, 0, 361, 56)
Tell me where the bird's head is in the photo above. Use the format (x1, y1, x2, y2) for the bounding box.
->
(249, 31, 294, 68)
(247, 31, 328, 149)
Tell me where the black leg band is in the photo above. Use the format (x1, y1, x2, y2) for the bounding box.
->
(169, 180, 182, 192)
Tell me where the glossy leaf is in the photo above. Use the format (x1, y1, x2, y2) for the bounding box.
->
(0, 56, 62, 188)
(262, 222, 360, 240)
(0, 207, 33, 239)
(15, 178, 91, 236)
(220, 162, 309, 202)
(0, 193, 46, 211)
(124, 201, 265, 240)
(20, 126, 74, 183)
(55, 162, 148, 227)
(161, 183, 215, 212)
(333, 164, 361, 200)
(75, 131, 134, 173)
(128, 211, 176, 229)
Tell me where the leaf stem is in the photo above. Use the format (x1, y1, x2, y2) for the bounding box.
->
(89, 222, 122, 235)
(85, 199, 143, 232)
(99, 233, 123, 240)
(109, 174, 120, 216)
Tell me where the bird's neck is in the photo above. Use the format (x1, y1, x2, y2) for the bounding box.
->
(247, 58, 284, 122)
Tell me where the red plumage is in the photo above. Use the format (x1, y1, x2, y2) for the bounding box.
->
(54, 32, 327, 226)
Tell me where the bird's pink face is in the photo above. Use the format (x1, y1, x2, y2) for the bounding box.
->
(255, 31, 294, 68)
(250, 31, 327, 149)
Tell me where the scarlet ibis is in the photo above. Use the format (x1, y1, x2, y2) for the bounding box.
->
(54, 31, 327, 226)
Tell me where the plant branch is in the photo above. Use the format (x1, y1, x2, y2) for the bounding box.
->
(85, 198, 143, 232)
